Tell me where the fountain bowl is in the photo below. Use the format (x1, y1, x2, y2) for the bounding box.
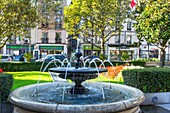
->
(9, 82, 144, 113)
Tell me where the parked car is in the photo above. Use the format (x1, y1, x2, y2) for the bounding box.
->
(0, 55, 13, 62)
(36, 54, 66, 62)
(13, 54, 25, 62)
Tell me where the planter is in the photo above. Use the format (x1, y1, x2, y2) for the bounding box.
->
(145, 61, 160, 67)
(142, 92, 170, 105)
(0, 101, 14, 113)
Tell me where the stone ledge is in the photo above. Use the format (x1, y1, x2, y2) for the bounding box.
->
(142, 92, 170, 105)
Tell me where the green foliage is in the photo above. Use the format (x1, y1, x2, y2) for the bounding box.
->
(0, 0, 38, 48)
(0, 62, 62, 72)
(0, 0, 62, 49)
(0, 73, 13, 101)
(122, 68, 170, 93)
(130, 61, 146, 67)
(121, 52, 129, 61)
(99, 54, 107, 60)
(24, 53, 32, 62)
(0, 61, 147, 72)
(64, 0, 131, 54)
(134, 58, 159, 62)
(134, 0, 170, 67)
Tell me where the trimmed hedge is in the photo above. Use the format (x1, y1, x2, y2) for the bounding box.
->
(0, 61, 146, 72)
(122, 68, 170, 93)
(0, 62, 57, 72)
(130, 61, 146, 67)
(0, 73, 13, 101)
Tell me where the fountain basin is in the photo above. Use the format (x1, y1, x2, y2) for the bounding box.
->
(9, 82, 144, 113)
(49, 67, 107, 94)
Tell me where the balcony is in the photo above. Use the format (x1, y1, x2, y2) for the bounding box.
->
(41, 38, 49, 43)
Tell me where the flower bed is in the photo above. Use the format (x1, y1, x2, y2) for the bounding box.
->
(100, 65, 124, 79)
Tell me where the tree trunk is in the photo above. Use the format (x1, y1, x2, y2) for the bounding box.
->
(160, 49, 166, 67)
(101, 38, 105, 54)
(29, 37, 31, 54)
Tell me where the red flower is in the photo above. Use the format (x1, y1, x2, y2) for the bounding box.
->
(0, 68, 3, 73)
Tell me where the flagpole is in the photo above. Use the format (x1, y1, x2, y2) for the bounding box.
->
(137, 0, 140, 6)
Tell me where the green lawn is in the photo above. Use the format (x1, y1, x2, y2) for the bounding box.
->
(7, 71, 52, 90)
(7, 71, 124, 91)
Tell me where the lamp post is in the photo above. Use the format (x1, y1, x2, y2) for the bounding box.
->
(118, 0, 121, 62)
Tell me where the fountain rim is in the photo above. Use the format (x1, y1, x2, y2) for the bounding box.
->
(48, 67, 108, 73)
(8, 82, 145, 113)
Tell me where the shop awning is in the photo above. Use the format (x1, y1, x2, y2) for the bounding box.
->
(83, 44, 101, 51)
(6, 45, 34, 50)
(39, 46, 63, 50)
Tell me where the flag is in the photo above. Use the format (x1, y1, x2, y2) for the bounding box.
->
(131, 0, 136, 8)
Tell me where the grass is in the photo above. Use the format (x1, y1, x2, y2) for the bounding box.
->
(7, 71, 124, 91)
(7, 71, 52, 90)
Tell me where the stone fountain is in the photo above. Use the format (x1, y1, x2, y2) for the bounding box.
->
(8, 38, 144, 113)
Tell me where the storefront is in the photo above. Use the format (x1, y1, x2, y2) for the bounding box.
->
(33, 44, 67, 59)
(140, 44, 159, 59)
(6, 45, 34, 55)
(108, 44, 139, 61)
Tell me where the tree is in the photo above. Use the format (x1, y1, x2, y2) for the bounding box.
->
(0, 0, 62, 50)
(134, 0, 170, 67)
(64, 0, 131, 54)
(0, 0, 38, 49)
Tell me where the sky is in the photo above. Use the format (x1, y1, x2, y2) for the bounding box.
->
(67, 0, 71, 5)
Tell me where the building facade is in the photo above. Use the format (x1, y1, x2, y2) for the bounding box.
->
(107, 20, 139, 61)
(31, 0, 67, 59)
(2, 0, 67, 59)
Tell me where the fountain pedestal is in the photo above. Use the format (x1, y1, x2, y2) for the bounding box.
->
(58, 72, 98, 94)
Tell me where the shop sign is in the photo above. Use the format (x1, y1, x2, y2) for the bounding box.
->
(83, 45, 101, 51)
(39, 46, 63, 50)
(6, 45, 34, 50)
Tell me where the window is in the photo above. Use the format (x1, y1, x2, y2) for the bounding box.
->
(55, 32, 62, 43)
(56, 7, 63, 15)
(115, 35, 119, 43)
(55, 16, 62, 29)
(24, 39, 29, 44)
(42, 3, 48, 13)
(42, 32, 48, 43)
(127, 35, 132, 44)
(10, 36, 16, 44)
(127, 22, 132, 30)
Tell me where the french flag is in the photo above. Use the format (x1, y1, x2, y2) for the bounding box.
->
(131, 0, 140, 8)
(131, 0, 136, 8)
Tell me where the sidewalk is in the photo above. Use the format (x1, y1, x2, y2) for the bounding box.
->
(140, 104, 170, 113)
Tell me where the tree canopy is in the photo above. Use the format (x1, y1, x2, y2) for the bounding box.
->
(64, 0, 131, 54)
(0, 0, 61, 49)
(134, 0, 170, 67)
(0, 0, 38, 48)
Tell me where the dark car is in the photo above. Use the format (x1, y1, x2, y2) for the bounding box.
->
(13, 54, 25, 62)
(38, 54, 66, 62)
